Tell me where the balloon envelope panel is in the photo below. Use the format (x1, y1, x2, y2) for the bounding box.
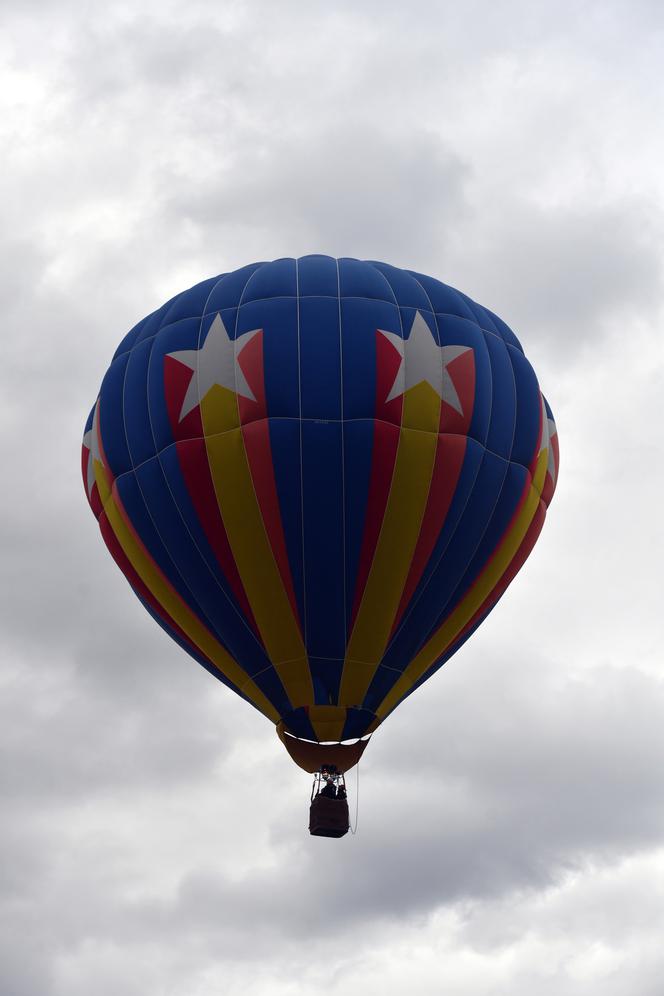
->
(82, 256, 558, 743)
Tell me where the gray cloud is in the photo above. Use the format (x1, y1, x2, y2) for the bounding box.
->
(2, 0, 664, 994)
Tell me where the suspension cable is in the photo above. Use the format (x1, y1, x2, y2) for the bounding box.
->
(349, 760, 360, 835)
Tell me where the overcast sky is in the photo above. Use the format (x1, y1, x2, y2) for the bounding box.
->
(2, 1, 664, 994)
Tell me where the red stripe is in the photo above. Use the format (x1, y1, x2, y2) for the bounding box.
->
(391, 433, 467, 634)
(350, 418, 401, 627)
(82, 445, 104, 519)
(529, 396, 545, 478)
(237, 331, 267, 424)
(541, 431, 559, 507)
(175, 437, 261, 637)
(164, 356, 204, 441)
(375, 331, 404, 424)
(242, 418, 302, 629)
(81, 445, 90, 496)
(439, 349, 475, 435)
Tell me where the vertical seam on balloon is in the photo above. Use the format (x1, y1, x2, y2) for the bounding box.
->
(387, 270, 450, 624)
(336, 256, 348, 696)
(354, 259, 404, 608)
(296, 256, 308, 651)
(232, 263, 300, 689)
(360, 260, 404, 590)
(497, 328, 519, 467)
(501, 334, 522, 468)
(385, 268, 444, 630)
(338, 262, 406, 704)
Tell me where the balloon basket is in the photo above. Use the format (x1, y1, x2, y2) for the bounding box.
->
(309, 767, 350, 838)
(309, 794, 350, 838)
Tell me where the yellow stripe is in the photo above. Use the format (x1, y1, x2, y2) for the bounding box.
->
(339, 382, 440, 706)
(202, 408, 313, 706)
(93, 460, 280, 723)
(375, 450, 549, 720)
(308, 706, 347, 742)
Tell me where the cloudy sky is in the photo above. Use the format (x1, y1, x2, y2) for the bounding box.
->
(2, 1, 664, 993)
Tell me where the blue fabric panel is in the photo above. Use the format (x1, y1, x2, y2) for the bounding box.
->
(439, 461, 527, 621)
(282, 707, 318, 741)
(409, 433, 486, 600)
(301, 421, 346, 660)
(132, 304, 171, 349)
(507, 344, 542, 466)
(309, 658, 344, 706)
(268, 418, 305, 628)
(241, 297, 299, 418)
(342, 419, 374, 635)
(203, 263, 264, 314)
(407, 271, 478, 321)
(241, 257, 296, 303)
(161, 277, 217, 325)
(114, 470, 205, 616)
(458, 293, 498, 333)
(482, 329, 517, 460)
(99, 352, 132, 478)
(380, 442, 500, 674)
(157, 442, 260, 633)
(484, 307, 523, 351)
(299, 296, 342, 420)
(340, 296, 400, 419)
(390, 448, 510, 671)
(251, 666, 292, 717)
(339, 257, 395, 302)
(341, 708, 375, 740)
(297, 254, 338, 297)
(370, 261, 434, 310)
(113, 314, 153, 360)
(363, 664, 403, 714)
(124, 336, 157, 467)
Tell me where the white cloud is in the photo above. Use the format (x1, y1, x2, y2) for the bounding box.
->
(1, 0, 663, 993)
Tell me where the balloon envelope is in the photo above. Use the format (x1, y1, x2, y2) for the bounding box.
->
(82, 256, 558, 760)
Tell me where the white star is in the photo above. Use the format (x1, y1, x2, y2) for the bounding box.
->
(537, 396, 558, 480)
(167, 313, 261, 422)
(82, 400, 101, 497)
(379, 311, 472, 413)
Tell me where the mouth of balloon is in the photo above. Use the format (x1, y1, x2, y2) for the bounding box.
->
(276, 721, 371, 774)
(279, 704, 378, 744)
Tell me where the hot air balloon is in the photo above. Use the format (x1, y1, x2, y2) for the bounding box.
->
(82, 256, 559, 837)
